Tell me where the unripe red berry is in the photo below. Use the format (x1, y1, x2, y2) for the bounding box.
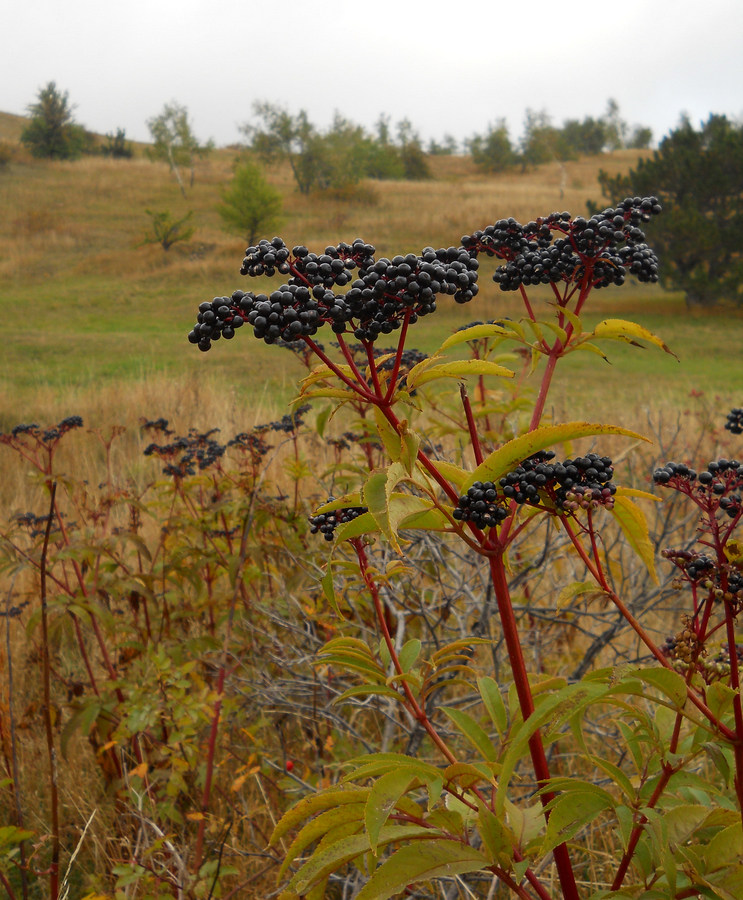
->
(285, 760, 294, 772)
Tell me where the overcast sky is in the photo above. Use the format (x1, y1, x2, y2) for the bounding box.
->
(3, 0, 741, 149)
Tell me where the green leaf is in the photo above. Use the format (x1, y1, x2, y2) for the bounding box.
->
(374, 406, 402, 461)
(541, 790, 614, 854)
(476, 800, 517, 867)
(592, 318, 678, 359)
(609, 494, 658, 583)
(398, 639, 421, 672)
(355, 840, 487, 900)
(279, 803, 366, 879)
(441, 707, 498, 763)
(408, 359, 513, 390)
(334, 511, 378, 544)
(362, 464, 411, 552)
(365, 769, 416, 853)
(626, 666, 688, 709)
(270, 787, 370, 846)
(465, 422, 648, 491)
(289, 825, 431, 893)
(343, 753, 443, 785)
(477, 676, 508, 737)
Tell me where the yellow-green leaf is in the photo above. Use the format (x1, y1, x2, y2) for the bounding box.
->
(592, 318, 678, 359)
(408, 359, 514, 390)
(365, 769, 416, 853)
(465, 422, 648, 491)
(437, 322, 514, 352)
(355, 840, 487, 900)
(609, 494, 658, 583)
(270, 787, 369, 846)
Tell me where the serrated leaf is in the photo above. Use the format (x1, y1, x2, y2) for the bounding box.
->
(374, 406, 402, 461)
(362, 464, 411, 552)
(270, 787, 370, 846)
(626, 666, 688, 709)
(609, 494, 658, 584)
(289, 825, 431, 893)
(465, 422, 648, 491)
(343, 753, 443, 785)
(556, 580, 605, 610)
(438, 323, 514, 353)
(408, 359, 514, 390)
(365, 769, 416, 853)
(355, 840, 487, 900)
(568, 340, 609, 361)
(592, 318, 678, 359)
(333, 684, 403, 704)
(278, 805, 366, 879)
(431, 460, 470, 491)
(333, 511, 378, 543)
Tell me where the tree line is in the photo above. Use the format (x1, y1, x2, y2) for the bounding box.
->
(11, 83, 743, 308)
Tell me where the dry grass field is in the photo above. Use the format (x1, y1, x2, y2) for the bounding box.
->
(2, 118, 743, 898)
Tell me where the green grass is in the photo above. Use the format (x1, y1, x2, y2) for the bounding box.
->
(0, 141, 740, 438)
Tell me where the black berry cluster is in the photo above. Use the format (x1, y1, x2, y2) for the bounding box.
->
(188, 238, 479, 350)
(661, 547, 743, 606)
(500, 451, 616, 512)
(309, 500, 369, 541)
(725, 408, 743, 435)
(654, 458, 743, 519)
(453, 450, 617, 527)
(1, 416, 84, 447)
(254, 404, 311, 435)
(461, 197, 661, 292)
(143, 428, 226, 478)
(453, 481, 509, 529)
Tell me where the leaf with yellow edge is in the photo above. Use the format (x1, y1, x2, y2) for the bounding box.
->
(609, 494, 658, 583)
(300, 387, 359, 401)
(567, 340, 609, 361)
(278, 803, 367, 879)
(408, 359, 513, 390)
(270, 786, 370, 846)
(374, 406, 402, 461)
(464, 422, 649, 491)
(289, 825, 432, 894)
(437, 322, 515, 352)
(300, 362, 354, 390)
(355, 840, 488, 900)
(592, 318, 678, 359)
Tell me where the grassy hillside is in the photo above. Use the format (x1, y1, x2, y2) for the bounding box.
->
(1, 138, 740, 441)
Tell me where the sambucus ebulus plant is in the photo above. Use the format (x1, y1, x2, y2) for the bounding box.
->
(190, 197, 743, 899)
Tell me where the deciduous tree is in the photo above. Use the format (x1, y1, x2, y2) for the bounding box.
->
(147, 102, 212, 196)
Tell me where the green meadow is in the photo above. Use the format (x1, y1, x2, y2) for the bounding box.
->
(1, 110, 741, 438)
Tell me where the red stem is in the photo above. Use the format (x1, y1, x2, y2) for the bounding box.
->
(488, 551, 580, 900)
(40, 483, 60, 900)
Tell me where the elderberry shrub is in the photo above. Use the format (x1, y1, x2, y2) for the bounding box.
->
(309, 500, 369, 541)
(188, 237, 479, 349)
(143, 428, 226, 478)
(461, 196, 661, 291)
(1, 416, 84, 447)
(453, 451, 617, 528)
(653, 457, 743, 519)
(725, 407, 743, 435)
